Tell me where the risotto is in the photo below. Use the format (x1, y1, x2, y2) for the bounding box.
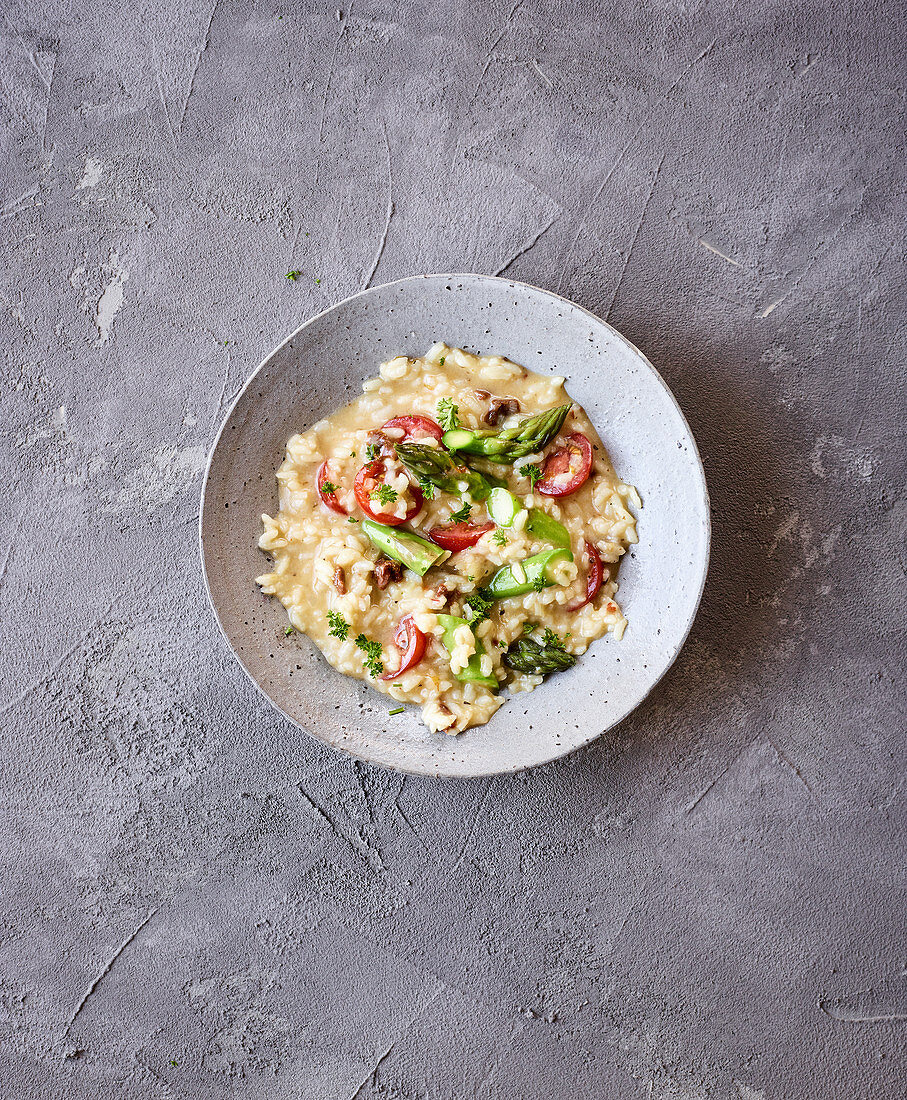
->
(257, 343, 640, 734)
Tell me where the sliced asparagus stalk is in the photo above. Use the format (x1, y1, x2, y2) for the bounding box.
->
(479, 547, 573, 600)
(503, 631, 577, 676)
(525, 508, 572, 550)
(437, 614, 499, 690)
(360, 519, 449, 576)
(487, 487, 525, 527)
(394, 442, 495, 502)
(442, 404, 571, 464)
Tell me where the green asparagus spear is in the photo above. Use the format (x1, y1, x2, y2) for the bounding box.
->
(503, 630, 576, 676)
(360, 519, 449, 576)
(525, 508, 572, 550)
(479, 547, 573, 600)
(437, 614, 498, 690)
(442, 404, 571, 464)
(394, 442, 496, 501)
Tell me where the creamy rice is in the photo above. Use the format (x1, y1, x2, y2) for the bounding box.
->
(257, 343, 640, 734)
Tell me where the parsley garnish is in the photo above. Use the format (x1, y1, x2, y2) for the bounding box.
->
(542, 627, 568, 651)
(520, 463, 544, 489)
(320, 480, 337, 493)
(449, 501, 471, 523)
(465, 590, 493, 628)
(365, 442, 381, 462)
(531, 572, 548, 592)
(347, 516, 358, 523)
(315, 277, 321, 285)
(388, 706, 404, 716)
(439, 356, 446, 365)
(355, 633, 384, 676)
(418, 477, 435, 499)
(437, 397, 459, 431)
(327, 612, 349, 640)
(492, 528, 507, 546)
(371, 485, 398, 504)
(285, 270, 301, 281)
(284, 626, 294, 635)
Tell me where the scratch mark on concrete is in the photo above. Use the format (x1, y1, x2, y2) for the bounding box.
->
(296, 783, 382, 869)
(317, 1, 355, 151)
(764, 731, 813, 795)
(759, 297, 782, 318)
(211, 343, 232, 428)
(664, 37, 717, 97)
(62, 907, 158, 1038)
(453, 778, 495, 869)
(1, 184, 41, 219)
(0, 594, 123, 719)
(528, 58, 553, 89)
(151, 41, 177, 151)
(818, 987, 907, 1022)
(605, 152, 666, 320)
(39, 51, 56, 152)
(698, 238, 741, 267)
(495, 211, 560, 277)
(362, 119, 394, 290)
(3, 13, 52, 88)
(556, 125, 642, 293)
(348, 1043, 395, 1099)
(684, 736, 757, 814)
(0, 503, 26, 598)
(393, 777, 432, 854)
(178, 0, 218, 132)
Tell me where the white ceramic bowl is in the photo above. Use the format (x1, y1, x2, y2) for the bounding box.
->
(200, 274, 709, 777)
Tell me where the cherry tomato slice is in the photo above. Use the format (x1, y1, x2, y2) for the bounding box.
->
(353, 460, 423, 525)
(427, 521, 495, 552)
(380, 415, 444, 443)
(536, 433, 593, 497)
(567, 540, 610, 611)
(380, 615, 428, 680)
(316, 460, 348, 514)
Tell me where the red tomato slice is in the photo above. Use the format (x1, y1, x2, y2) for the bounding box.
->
(353, 460, 423, 525)
(567, 541, 610, 611)
(536, 433, 593, 497)
(316, 460, 348, 514)
(380, 415, 444, 443)
(380, 615, 427, 680)
(427, 521, 495, 552)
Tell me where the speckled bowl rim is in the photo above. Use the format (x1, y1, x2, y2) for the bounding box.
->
(199, 273, 710, 776)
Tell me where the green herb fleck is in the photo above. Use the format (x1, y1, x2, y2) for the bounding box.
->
(465, 590, 493, 628)
(320, 480, 337, 493)
(437, 397, 459, 431)
(355, 633, 384, 676)
(449, 501, 471, 523)
(314, 277, 321, 285)
(347, 516, 358, 523)
(284, 626, 294, 635)
(285, 270, 301, 282)
(542, 627, 568, 650)
(349, 451, 356, 457)
(531, 571, 548, 592)
(371, 484, 398, 505)
(439, 356, 446, 365)
(492, 528, 507, 546)
(520, 463, 544, 489)
(169, 1059, 179, 1067)
(418, 477, 435, 499)
(365, 442, 381, 462)
(327, 611, 349, 640)
(388, 706, 405, 716)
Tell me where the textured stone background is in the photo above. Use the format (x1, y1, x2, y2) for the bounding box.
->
(1, 1, 905, 1096)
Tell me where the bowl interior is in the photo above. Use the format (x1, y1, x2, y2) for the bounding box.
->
(200, 274, 709, 777)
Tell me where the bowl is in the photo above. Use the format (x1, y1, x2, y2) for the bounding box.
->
(200, 274, 709, 777)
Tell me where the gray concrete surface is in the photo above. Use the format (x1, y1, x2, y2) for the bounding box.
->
(1, 0, 904, 1096)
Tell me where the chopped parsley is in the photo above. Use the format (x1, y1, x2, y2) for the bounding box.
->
(285, 270, 301, 281)
(355, 633, 384, 676)
(520, 463, 544, 489)
(319, 480, 338, 493)
(327, 611, 349, 640)
(284, 626, 294, 635)
(349, 451, 356, 457)
(492, 528, 507, 546)
(449, 501, 471, 523)
(542, 627, 569, 651)
(418, 477, 435, 499)
(388, 706, 405, 716)
(531, 571, 548, 592)
(347, 516, 358, 523)
(371, 485, 398, 504)
(365, 442, 381, 462)
(437, 397, 459, 431)
(465, 590, 494, 627)
(439, 356, 446, 365)
(314, 277, 321, 285)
